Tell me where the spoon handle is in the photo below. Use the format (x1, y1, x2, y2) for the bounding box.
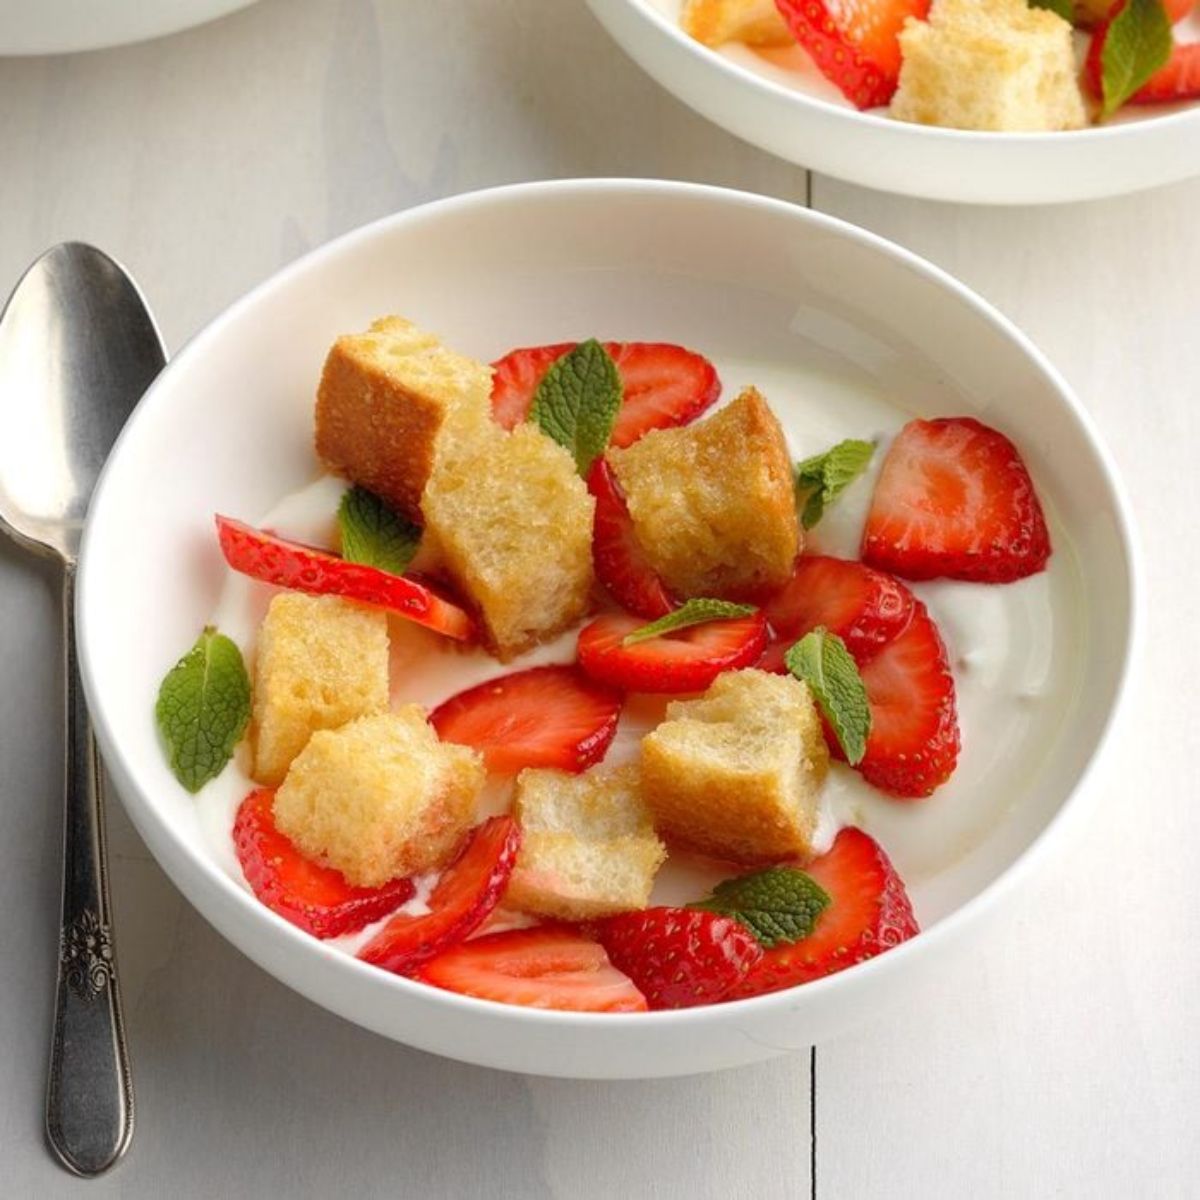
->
(45, 565, 134, 1177)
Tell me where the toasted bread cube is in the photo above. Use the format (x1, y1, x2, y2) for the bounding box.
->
(682, 0, 793, 47)
(640, 669, 828, 863)
(422, 424, 595, 660)
(315, 316, 494, 521)
(252, 594, 389, 786)
(607, 388, 799, 600)
(891, 0, 1086, 132)
(273, 708, 484, 887)
(506, 764, 667, 920)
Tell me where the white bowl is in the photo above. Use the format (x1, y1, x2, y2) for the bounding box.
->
(586, 0, 1200, 205)
(78, 180, 1137, 1078)
(0, 0, 260, 55)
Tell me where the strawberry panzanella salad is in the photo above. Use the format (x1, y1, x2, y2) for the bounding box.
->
(154, 316, 1052, 1013)
(678, 0, 1200, 130)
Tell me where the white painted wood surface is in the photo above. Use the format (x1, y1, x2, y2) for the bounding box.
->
(0, 1, 1192, 1195)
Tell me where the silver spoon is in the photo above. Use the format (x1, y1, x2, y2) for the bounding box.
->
(0, 244, 165, 1177)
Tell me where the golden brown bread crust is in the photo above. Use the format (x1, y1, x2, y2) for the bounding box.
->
(608, 387, 800, 600)
(681, 0, 793, 47)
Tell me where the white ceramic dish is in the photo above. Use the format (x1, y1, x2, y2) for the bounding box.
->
(78, 180, 1137, 1078)
(586, 0, 1200, 205)
(0, 0, 259, 55)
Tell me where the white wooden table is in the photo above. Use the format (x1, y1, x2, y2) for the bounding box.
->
(1, 2, 1195, 1195)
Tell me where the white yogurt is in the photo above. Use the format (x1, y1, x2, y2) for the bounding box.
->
(198, 354, 1082, 943)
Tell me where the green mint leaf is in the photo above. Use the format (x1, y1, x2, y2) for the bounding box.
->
(691, 867, 831, 948)
(529, 339, 622, 474)
(155, 626, 251, 793)
(1099, 0, 1172, 117)
(338, 485, 421, 575)
(622, 598, 757, 646)
(1030, 0, 1074, 21)
(794, 439, 874, 530)
(785, 627, 871, 766)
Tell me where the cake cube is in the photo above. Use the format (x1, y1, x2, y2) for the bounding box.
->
(273, 707, 484, 887)
(252, 593, 389, 787)
(607, 387, 799, 600)
(506, 764, 667, 921)
(640, 669, 829, 863)
(681, 0, 793, 47)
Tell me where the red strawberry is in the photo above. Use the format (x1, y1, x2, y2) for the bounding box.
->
(861, 418, 1051, 584)
(429, 665, 622, 774)
(855, 602, 959, 798)
(760, 555, 915, 673)
(418, 925, 649, 1012)
(359, 816, 520, 974)
(576, 610, 767, 693)
(587, 458, 676, 619)
(1080, 0, 1192, 24)
(774, 0, 931, 110)
(1133, 41, 1200, 102)
(728, 827, 918, 999)
(598, 907, 763, 1010)
(234, 788, 414, 938)
(490, 342, 720, 448)
(216, 515, 474, 640)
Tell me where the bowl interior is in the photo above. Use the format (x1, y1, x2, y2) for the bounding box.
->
(79, 181, 1133, 1019)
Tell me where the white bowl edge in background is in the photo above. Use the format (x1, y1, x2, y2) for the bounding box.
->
(77, 180, 1139, 1077)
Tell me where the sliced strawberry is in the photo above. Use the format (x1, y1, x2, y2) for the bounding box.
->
(216, 515, 474, 640)
(587, 458, 677, 619)
(854, 601, 959, 798)
(598, 907, 763, 1010)
(418, 925, 648, 1012)
(775, 0, 931, 109)
(359, 816, 520, 974)
(1133, 41, 1200, 102)
(429, 664, 622, 774)
(234, 788, 414, 938)
(576, 610, 767, 693)
(761, 556, 915, 673)
(490, 342, 720, 448)
(728, 827, 918, 999)
(860, 418, 1051, 584)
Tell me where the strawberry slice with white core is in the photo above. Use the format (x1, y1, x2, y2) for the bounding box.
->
(490, 341, 720, 448)
(1132, 41, 1200, 102)
(429, 665, 622, 775)
(216, 515, 474, 640)
(418, 925, 649, 1012)
(760, 555, 915, 673)
(861, 417, 1051, 584)
(576, 610, 768, 693)
(855, 601, 959, 798)
(728, 827, 918, 999)
(234, 788, 415, 939)
(774, 0, 931, 110)
(359, 816, 520, 975)
(587, 458, 677, 619)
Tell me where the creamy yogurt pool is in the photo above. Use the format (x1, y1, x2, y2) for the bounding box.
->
(199, 354, 1083, 952)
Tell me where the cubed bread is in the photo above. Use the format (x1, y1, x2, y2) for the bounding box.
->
(422, 423, 595, 660)
(315, 316, 494, 521)
(890, 0, 1087, 132)
(640, 669, 828, 864)
(252, 593, 389, 787)
(607, 387, 799, 600)
(682, 0, 793, 47)
(273, 707, 484, 887)
(506, 764, 667, 920)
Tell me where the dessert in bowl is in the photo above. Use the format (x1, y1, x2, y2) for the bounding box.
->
(78, 180, 1136, 1077)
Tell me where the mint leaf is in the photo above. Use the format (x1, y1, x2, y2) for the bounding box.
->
(622, 598, 757, 646)
(155, 627, 251, 793)
(338, 485, 420, 575)
(794, 439, 874, 530)
(1098, 0, 1172, 116)
(1030, 0, 1074, 21)
(529, 339, 622, 474)
(785, 627, 871, 766)
(691, 867, 831, 948)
